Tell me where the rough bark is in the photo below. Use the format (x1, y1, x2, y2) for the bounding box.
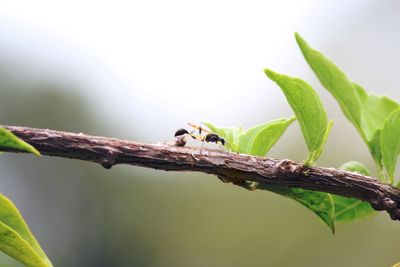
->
(2, 125, 400, 221)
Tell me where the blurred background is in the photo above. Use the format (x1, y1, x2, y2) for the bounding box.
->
(0, 0, 399, 266)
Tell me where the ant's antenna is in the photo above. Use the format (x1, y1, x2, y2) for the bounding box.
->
(223, 140, 233, 152)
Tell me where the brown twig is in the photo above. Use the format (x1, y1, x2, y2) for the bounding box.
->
(2, 125, 400, 221)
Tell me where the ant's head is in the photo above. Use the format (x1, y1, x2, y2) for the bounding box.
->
(220, 138, 225, 146)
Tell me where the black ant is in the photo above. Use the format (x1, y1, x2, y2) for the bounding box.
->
(174, 123, 226, 152)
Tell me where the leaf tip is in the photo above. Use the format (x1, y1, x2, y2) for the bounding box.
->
(31, 148, 41, 157)
(294, 32, 310, 53)
(263, 68, 271, 75)
(25, 143, 41, 157)
(263, 68, 279, 82)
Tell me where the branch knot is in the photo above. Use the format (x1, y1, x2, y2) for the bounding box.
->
(272, 159, 303, 177)
(100, 149, 117, 169)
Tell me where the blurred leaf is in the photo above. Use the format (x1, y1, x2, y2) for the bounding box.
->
(237, 117, 295, 156)
(264, 69, 332, 165)
(381, 108, 400, 184)
(0, 127, 40, 156)
(354, 84, 399, 171)
(339, 161, 371, 176)
(0, 194, 52, 267)
(333, 161, 375, 222)
(354, 84, 399, 142)
(204, 120, 334, 232)
(295, 33, 399, 176)
(333, 196, 374, 222)
(393, 262, 400, 267)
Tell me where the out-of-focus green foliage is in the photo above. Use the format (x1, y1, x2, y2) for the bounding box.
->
(0, 194, 52, 267)
(202, 121, 335, 232)
(0, 128, 40, 156)
(333, 162, 375, 222)
(264, 69, 333, 165)
(296, 32, 400, 183)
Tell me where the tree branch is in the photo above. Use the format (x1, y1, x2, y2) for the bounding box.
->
(2, 125, 400, 221)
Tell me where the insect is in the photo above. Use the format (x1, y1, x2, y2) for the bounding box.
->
(174, 123, 227, 152)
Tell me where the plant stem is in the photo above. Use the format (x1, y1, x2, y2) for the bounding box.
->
(1, 125, 400, 221)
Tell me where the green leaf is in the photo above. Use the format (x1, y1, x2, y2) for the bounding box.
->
(295, 32, 399, 176)
(354, 84, 399, 141)
(0, 128, 40, 156)
(333, 196, 374, 222)
(333, 161, 375, 222)
(0, 194, 52, 267)
(339, 161, 371, 176)
(354, 83, 399, 171)
(264, 69, 332, 165)
(203, 117, 295, 156)
(306, 119, 334, 164)
(237, 117, 296, 156)
(381, 108, 400, 184)
(368, 130, 383, 171)
(295, 32, 362, 127)
(256, 184, 335, 233)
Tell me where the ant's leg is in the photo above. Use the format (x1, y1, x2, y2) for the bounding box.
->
(217, 141, 224, 152)
(200, 140, 206, 153)
(221, 144, 231, 154)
